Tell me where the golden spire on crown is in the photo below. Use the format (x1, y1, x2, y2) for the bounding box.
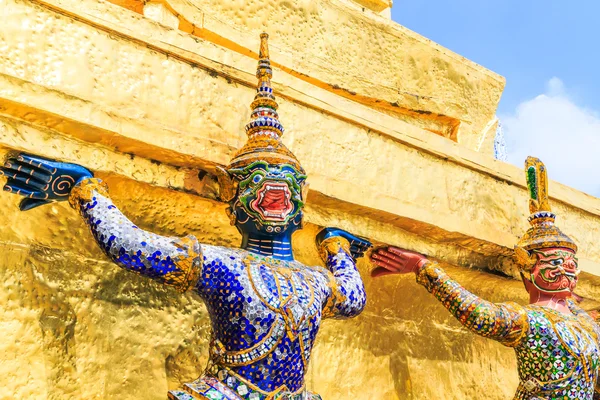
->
(515, 157, 577, 268)
(227, 33, 304, 172)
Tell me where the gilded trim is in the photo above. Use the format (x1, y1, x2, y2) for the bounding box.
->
(210, 318, 286, 367)
(167, 235, 203, 292)
(68, 177, 109, 209)
(317, 236, 351, 264)
(217, 367, 306, 398)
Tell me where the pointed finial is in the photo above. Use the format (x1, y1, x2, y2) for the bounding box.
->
(227, 33, 304, 173)
(525, 156, 551, 215)
(259, 32, 270, 65)
(516, 156, 577, 255)
(255, 33, 273, 89)
(245, 32, 283, 139)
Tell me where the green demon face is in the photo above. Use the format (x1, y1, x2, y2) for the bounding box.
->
(228, 161, 307, 235)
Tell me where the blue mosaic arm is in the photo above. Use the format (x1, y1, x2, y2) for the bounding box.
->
(317, 230, 367, 319)
(69, 178, 202, 292)
(416, 261, 528, 347)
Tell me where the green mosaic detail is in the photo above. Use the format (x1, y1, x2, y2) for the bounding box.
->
(527, 166, 538, 200)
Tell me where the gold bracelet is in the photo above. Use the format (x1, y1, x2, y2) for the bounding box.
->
(415, 261, 440, 286)
(317, 236, 351, 264)
(68, 178, 109, 209)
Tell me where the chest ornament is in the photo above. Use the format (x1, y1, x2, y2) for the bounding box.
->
(245, 254, 321, 359)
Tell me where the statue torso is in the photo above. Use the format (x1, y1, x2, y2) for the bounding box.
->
(514, 305, 600, 400)
(189, 244, 332, 399)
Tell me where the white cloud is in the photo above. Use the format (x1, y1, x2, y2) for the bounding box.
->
(501, 77, 600, 197)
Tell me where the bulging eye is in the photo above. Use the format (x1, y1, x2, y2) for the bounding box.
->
(551, 259, 564, 266)
(252, 175, 262, 184)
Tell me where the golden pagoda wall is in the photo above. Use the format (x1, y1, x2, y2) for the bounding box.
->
(1, 0, 600, 399)
(142, 0, 505, 147)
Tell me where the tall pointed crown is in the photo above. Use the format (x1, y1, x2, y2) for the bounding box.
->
(227, 33, 304, 173)
(516, 157, 577, 253)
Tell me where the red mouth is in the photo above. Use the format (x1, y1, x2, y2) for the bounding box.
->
(250, 182, 294, 222)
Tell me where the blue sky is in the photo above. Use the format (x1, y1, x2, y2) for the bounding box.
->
(391, 1, 600, 196)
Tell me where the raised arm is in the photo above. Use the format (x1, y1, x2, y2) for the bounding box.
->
(316, 228, 370, 319)
(69, 178, 202, 292)
(372, 247, 528, 347)
(1, 154, 201, 292)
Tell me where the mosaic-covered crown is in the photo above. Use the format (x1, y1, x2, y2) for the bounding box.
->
(227, 33, 304, 173)
(516, 157, 577, 254)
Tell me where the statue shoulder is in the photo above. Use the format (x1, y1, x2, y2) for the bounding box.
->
(200, 244, 247, 267)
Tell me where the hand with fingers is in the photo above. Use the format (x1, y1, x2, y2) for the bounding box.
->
(370, 246, 429, 278)
(316, 227, 372, 261)
(0, 153, 93, 211)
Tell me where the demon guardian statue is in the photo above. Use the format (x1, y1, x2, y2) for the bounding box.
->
(371, 157, 600, 400)
(0, 34, 370, 400)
